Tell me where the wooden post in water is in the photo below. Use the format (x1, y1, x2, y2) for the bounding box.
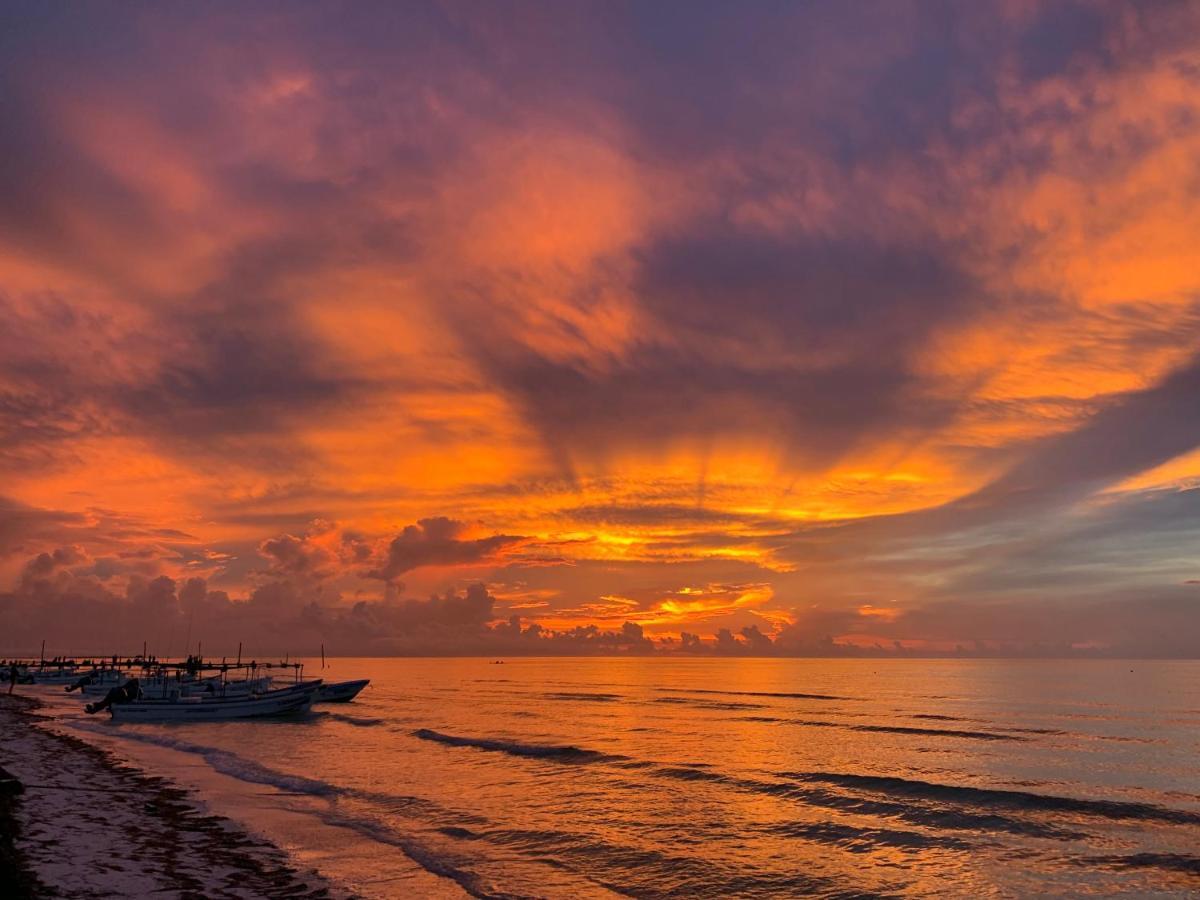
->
(321, 643, 325, 670)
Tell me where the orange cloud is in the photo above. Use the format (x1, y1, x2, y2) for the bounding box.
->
(4, 3, 1200, 650)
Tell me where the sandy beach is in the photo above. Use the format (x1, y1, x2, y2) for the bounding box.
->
(0, 694, 339, 899)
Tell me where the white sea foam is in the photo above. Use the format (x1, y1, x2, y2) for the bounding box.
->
(66, 720, 344, 797)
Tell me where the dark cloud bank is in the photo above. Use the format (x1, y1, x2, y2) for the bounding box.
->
(2, 520, 1197, 658)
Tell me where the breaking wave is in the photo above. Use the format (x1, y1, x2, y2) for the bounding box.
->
(780, 772, 1200, 826)
(645, 766, 1082, 839)
(788, 718, 1027, 741)
(652, 696, 766, 710)
(847, 723, 1026, 741)
(542, 691, 624, 703)
(322, 711, 386, 727)
(412, 728, 628, 763)
(69, 723, 346, 797)
(658, 687, 847, 701)
(1081, 853, 1200, 875)
(765, 820, 975, 853)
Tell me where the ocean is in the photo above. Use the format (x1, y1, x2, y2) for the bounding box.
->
(45, 658, 1200, 897)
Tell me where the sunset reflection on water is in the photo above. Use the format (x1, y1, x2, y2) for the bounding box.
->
(66, 658, 1200, 897)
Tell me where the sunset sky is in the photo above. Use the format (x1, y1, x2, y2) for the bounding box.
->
(2, 1, 1200, 656)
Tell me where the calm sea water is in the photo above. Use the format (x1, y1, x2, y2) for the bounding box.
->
(49, 658, 1200, 897)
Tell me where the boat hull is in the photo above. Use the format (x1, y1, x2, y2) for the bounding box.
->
(109, 682, 320, 722)
(316, 679, 369, 703)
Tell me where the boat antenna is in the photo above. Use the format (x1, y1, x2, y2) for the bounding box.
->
(321, 643, 325, 670)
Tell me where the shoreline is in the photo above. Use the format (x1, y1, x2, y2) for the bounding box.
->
(0, 694, 341, 899)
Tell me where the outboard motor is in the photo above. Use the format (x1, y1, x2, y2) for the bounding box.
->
(85, 678, 142, 714)
(65, 669, 98, 693)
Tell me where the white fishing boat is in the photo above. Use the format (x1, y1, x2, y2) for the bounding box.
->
(316, 679, 369, 702)
(63, 669, 126, 692)
(81, 675, 192, 698)
(181, 675, 274, 698)
(26, 667, 84, 685)
(107, 680, 322, 722)
(78, 670, 195, 696)
(79, 674, 274, 699)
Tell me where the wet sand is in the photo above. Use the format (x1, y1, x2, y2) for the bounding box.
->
(0, 694, 341, 899)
